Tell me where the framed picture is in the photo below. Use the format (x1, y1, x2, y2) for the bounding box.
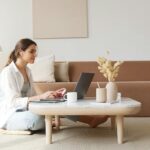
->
(33, 0, 88, 39)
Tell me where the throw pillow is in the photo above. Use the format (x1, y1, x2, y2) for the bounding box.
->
(28, 55, 55, 82)
(54, 62, 70, 82)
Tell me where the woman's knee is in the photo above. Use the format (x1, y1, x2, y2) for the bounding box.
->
(25, 112, 45, 131)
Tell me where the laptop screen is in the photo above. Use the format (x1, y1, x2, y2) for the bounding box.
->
(74, 72, 94, 99)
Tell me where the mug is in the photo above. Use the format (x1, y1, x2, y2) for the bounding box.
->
(63, 92, 77, 103)
(96, 88, 106, 103)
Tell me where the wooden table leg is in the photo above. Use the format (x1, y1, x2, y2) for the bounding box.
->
(116, 115, 124, 144)
(45, 115, 52, 144)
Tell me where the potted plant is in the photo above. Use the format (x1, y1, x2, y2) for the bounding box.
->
(97, 54, 123, 103)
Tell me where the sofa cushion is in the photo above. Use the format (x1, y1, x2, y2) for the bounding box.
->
(28, 55, 55, 82)
(54, 62, 69, 82)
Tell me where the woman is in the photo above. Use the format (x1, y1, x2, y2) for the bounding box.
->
(0, 38, 108, 131)
(0, 38, 58, 131)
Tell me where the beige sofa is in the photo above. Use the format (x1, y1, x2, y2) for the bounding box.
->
(34, 61, 150, 117)
(0, 55, 148, 117)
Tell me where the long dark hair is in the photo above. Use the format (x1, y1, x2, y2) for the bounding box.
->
(6, 38, 37, 66)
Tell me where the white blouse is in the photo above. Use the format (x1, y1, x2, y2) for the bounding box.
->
(0, 62, 36, 128)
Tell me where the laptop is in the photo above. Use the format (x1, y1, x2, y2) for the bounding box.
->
(32, 72, 94, 103)
(74, 72, 94, 99)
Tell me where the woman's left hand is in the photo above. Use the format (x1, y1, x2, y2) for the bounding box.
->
(47, 91, 58, 98)
(39, 91, 56, 99)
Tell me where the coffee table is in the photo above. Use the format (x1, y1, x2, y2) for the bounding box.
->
(29, 97, 141, 144)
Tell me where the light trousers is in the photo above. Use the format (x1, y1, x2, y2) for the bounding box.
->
(5, 111, 45, 131)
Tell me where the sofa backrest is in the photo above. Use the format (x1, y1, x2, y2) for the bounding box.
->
(117, 61, 150, 81)
(69, 61, 106, 82)
(68, 61, 150, 82)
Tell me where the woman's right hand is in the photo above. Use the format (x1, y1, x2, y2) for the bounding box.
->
(28, 91, 58, 102)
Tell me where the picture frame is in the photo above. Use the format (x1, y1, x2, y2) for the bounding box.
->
(33, 0, 88, 39)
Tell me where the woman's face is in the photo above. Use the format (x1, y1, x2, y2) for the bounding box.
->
(20, 44, 37, 64)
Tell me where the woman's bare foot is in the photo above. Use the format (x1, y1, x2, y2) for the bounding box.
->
(79, 115, 108, 128)
(52, 117, 60, 130)
(52, 121, 56, 127)
(89, 116, 108, 128)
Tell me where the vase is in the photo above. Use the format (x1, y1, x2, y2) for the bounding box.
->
(106, 82, 118, 103)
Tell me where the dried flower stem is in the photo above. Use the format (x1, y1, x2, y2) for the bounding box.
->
(97, 57, 123, 81)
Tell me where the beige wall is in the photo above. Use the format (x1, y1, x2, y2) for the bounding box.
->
(0, 0, 150, 61)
